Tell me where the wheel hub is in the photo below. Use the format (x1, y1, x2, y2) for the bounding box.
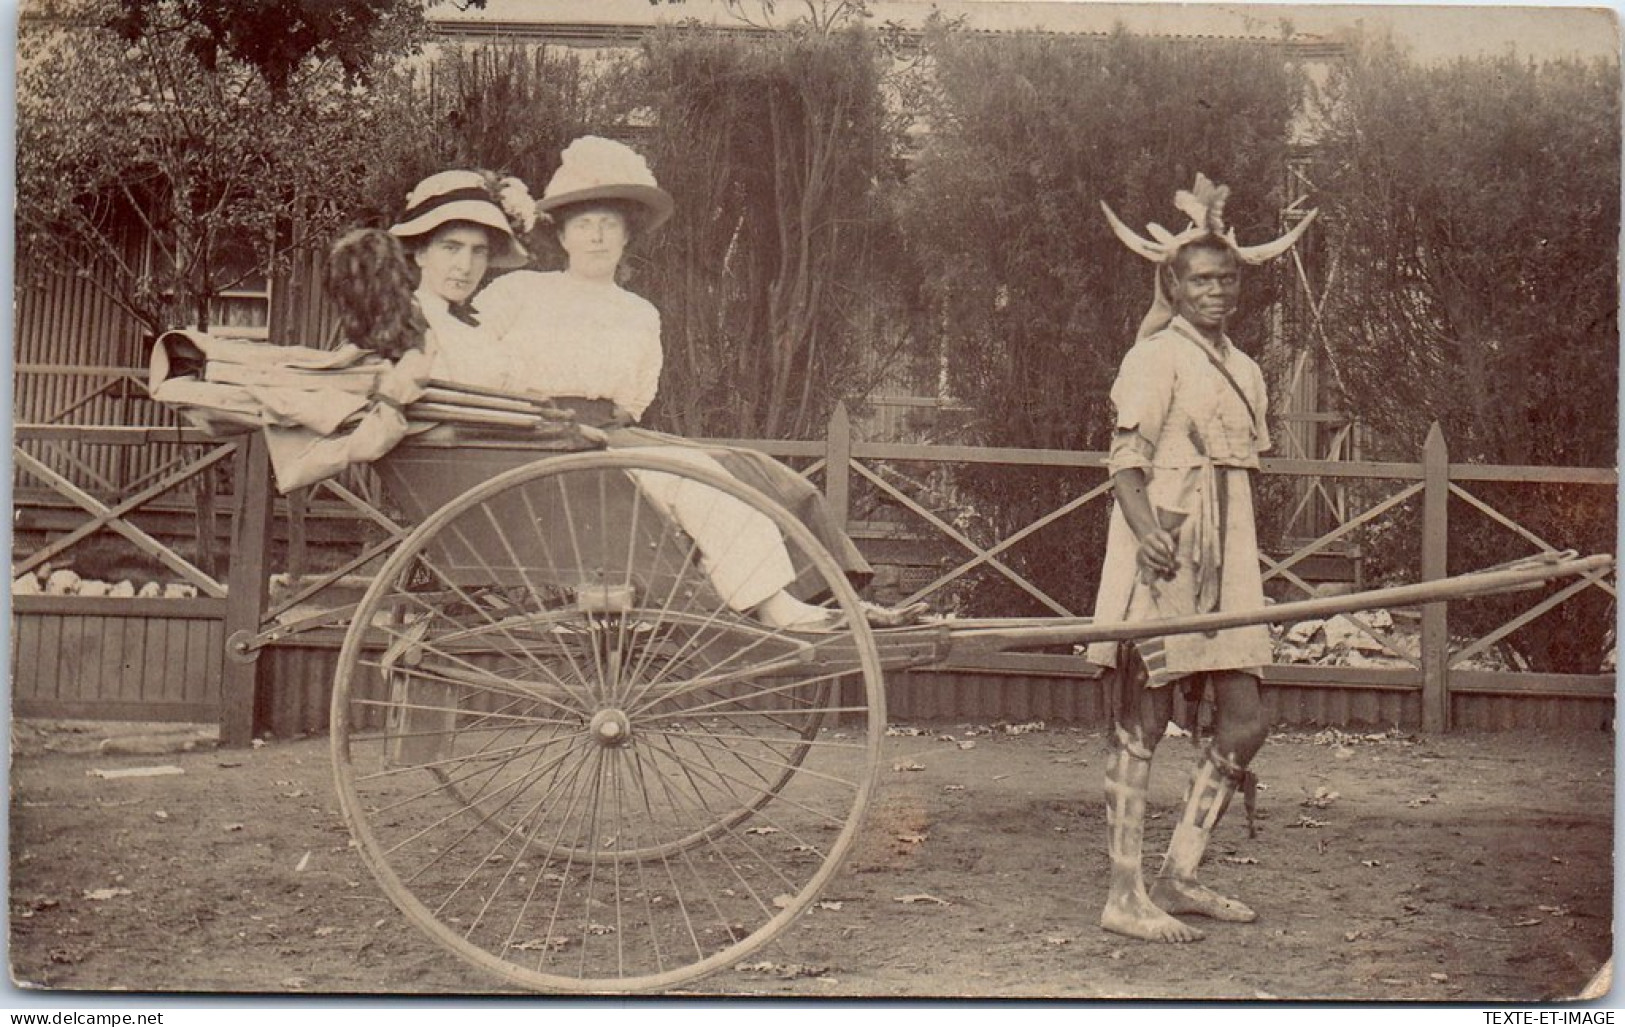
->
(589, 708, 633, 747)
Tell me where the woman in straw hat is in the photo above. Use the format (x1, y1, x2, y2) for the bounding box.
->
(383, 168, 535, 390)
(472, 138, 922, 630)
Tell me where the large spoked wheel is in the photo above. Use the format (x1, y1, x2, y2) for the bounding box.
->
(330, 449, 886, 994)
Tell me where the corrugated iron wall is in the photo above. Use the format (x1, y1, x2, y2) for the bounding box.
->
(12, 224, 167, 491)
(14, 216, 339, 501)
(1261, 683, 1419, 729)
(248, 644, 1610, 739)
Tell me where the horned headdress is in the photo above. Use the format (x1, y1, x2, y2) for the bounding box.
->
(1101, 174, 1317, 339)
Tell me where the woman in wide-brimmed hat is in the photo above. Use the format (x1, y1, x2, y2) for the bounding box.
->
(387, 169, 534, 390)
(478, 137, 921, 630)
(476, 137, 671, 426)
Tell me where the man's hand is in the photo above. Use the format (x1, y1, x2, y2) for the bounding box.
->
(1136, 528, 1179, 580)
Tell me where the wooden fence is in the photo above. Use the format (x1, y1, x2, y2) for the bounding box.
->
(10, 408, 1616, 744)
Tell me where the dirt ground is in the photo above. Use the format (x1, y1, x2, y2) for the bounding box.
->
(6, 717, 1614, 1002)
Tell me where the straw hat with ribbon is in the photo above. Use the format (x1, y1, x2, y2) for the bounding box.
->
(1101, 174, 1316, 340)
(536, 136, 675, 231)
(388, 169, 533, 269)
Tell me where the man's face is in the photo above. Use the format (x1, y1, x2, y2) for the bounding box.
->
(1169, 245, 1240, 333)
(414, 224, 492, 304)
(558, 206, 629, 283)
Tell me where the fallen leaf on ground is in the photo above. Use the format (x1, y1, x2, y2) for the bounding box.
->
(82, 888, 132, 901)
(733, 961, 831, 979)
(294, 851, 311, 872)
(892, 761, 925, 772)
(744, 826, 780, 835)
(897, 834, 928, 845)
(893, 893, 951, 906)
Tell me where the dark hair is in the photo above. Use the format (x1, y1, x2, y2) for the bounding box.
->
(1167, 234, 1238, 278)
(324, 228, 425, 361)
(408, 219, 502, 254)
(549, 199, 646, 241)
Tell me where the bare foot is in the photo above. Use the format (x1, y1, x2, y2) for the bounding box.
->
(1149, 878, 1257, 922)
(1100, 890, 1206, 943)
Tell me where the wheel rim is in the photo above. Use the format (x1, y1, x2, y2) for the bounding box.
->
(330, 449, 885, 993)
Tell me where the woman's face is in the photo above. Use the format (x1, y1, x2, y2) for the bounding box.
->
(414, 223, 492, 304)
(557, 205, 629, 283)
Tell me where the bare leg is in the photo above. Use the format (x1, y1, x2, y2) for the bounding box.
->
(1151, 671, 1266, 922)
(1099, 656, 1204, 943)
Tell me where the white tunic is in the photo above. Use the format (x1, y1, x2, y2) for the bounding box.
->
(476, 271, 663, 420)
(1086, 317, 1273, 678)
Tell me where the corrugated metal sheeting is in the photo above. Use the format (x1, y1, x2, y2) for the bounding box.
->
(12, 227, 178, 490)
(9, 611, 1610, 737)
(14, 218, 340, 497)
(249, 644, 1611, 739)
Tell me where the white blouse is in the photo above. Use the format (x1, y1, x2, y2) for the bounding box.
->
(477, 271, 664, 420)
(416, 289, 515, 391)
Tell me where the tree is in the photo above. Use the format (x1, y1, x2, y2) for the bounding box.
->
(16, 0, 422, 338)
(1313, 41, 1620, 671)
(629, 24, 908, 439)
(351, 40, 635, 235)
(104, 0, 436, 93)
(894, 27, 1305, 616)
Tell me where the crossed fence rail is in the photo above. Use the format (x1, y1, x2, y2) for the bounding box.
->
(10, 404, 1616, 743)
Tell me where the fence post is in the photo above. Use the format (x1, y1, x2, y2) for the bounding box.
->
(1420, 422, 1450, 733)
(826, 401, 852, 530)
(221, 433, 274, 747)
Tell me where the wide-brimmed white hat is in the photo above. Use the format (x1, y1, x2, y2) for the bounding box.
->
(536, 137, 674, 231)
(388, 170, 530, 268)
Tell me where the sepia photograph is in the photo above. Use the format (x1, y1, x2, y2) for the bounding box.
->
(7, 0, 1618, 1005)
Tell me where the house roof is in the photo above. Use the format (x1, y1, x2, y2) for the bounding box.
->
(429, 1, 1617, 65)
(430, 0, 1344, 57)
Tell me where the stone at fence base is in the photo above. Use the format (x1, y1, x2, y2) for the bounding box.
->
(98, 731, 219, 756)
